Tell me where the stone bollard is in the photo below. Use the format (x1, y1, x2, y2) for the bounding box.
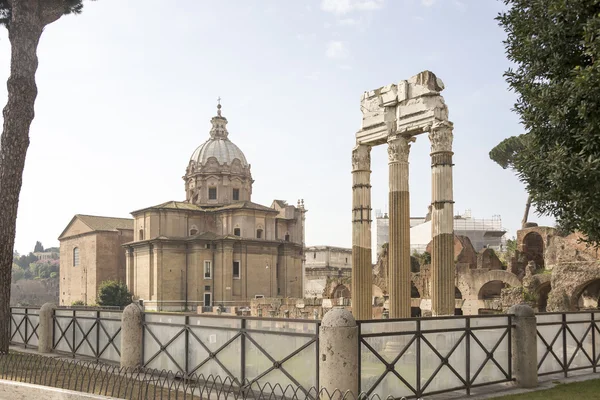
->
(508, 304, 538, 388)
(319, 308, 359, 397)
(120, 303, 143, 369)
(38, 303, 57, 353)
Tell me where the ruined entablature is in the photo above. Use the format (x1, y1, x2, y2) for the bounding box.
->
(357, 70, 451, 146)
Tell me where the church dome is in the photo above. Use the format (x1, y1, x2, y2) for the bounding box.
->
(190, 138, 248, 167)
(189, 103, 248, 167)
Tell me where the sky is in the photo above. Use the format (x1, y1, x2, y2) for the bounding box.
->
(1, 0, 554, 256)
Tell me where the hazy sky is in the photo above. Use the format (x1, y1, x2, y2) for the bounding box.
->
(2, 0, 554, 256)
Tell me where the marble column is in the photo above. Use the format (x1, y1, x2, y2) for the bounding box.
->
(429, 121, 455, 316)
(351, 144, 372, 320)
(387, 136, 412, 318)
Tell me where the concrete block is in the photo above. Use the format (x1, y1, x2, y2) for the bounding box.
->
(120, 303, 143, 369)
(319, 308, 358, 396)
(38, 303, 56, 354)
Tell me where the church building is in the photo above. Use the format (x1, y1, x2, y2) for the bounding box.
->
(123, 103, 306, 311)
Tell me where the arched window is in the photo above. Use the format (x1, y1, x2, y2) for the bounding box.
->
(73, 248, 80, 267)
(234, 228, 241, 236)
(285, 233, 290, 242)
(139, 229, 144, 241)
(256, 229, 263, 239)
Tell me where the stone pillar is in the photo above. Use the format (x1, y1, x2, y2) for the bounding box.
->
(387, 136, 412, 318)
(508, 304, 538, 388)
(351, 144, 372, 320)
(120, 303, 143, 369)
(429, 121, 455, 316)
(319, 308, 359, 397)
(38, 303, 56, 353)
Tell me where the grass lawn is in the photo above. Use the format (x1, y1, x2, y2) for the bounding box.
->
(493, 379, 600, 399)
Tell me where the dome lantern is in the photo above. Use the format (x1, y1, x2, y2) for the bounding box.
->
(184, 101, 253, 206)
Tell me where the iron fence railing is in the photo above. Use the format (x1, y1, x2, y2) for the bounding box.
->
(0, 351, 399, 400)
(142, 313, 320, 397)
(536, 311, 600, 377)
(52, 308, 122, 363)
(9, 307, 40, 349)
(358, 314, 514, 399)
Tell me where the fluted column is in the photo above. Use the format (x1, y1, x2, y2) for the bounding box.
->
(351, 144, 372, 320)
(387, 136, 412, 318)
(429, 121, 455, 316)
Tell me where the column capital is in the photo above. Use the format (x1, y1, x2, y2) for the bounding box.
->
(352, 144, 371, 172)
(387, 135, 412, 164)
(429, 120, 454, 154)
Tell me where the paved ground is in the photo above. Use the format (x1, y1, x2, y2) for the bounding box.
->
(422, 371, 599, 399)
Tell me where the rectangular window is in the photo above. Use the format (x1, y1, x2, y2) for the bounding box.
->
(73, 248, 80, 267)
(209, 187, 217, 200)
(234, 228, 241, 236)
(204, 261, 212, 279)
(233, 261, 240, 279)
(233, 188, 240, 201)
(204, 285, 211, 291)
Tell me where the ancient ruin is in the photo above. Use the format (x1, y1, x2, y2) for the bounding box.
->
(353, 70, 455, 319)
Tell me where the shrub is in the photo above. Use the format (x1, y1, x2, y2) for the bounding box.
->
(97, 280, 132, 308)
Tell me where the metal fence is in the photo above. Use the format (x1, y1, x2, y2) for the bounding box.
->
(358, 314, 513, 399)
(52, 308, 123, 364)
(536, 311, 600, 377)
(142, 313, 320, 396)
(0, 352, 383, 400)
(9, 307, 40, 349)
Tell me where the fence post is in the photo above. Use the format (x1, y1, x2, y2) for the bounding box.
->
(508, 304, 538, 388)
(120, 303, 143, 369)
(319, 307, 359, 397)
(38, 303, 57, 353)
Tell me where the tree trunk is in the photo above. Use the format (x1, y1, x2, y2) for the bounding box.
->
(521, 194, 532, 229)
(0, 0, 65, 354)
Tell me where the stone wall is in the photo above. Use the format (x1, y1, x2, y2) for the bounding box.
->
(10, 278, 59, 306)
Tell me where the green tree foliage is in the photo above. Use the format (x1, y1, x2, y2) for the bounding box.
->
(97, 281, 132, 309)
(14, 252, 37, 269)
(489, 135, 529, 170)
(33, 241, 43, 252)
(0, 0, 85, 26)
(497, 0, 600, 245)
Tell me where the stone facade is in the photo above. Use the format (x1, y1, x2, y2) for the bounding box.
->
(304, 246, 352, 298)
(123, 105, 306, 311)
(58, 215, 133, 305)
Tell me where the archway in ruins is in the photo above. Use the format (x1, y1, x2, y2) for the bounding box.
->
(523, 232, 545, 269)
(478, 280, 506, 300)
(332, 284, 350, 299)
(537, 282, 551, 313)
(455, 287, 463, 299)
(575, 279, 600, 310)
(472, 270, 522, 299)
